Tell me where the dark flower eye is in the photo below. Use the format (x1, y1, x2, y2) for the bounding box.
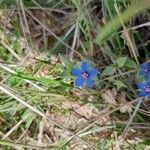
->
(81, 72, 89, 80)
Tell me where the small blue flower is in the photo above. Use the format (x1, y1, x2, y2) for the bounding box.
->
(137, 74, 150, 97)
(139, 63, 150, 76)
(72, 61, 98, 88)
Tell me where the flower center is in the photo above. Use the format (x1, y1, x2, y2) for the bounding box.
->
(82, 72, 89, 80)
(145, 86, 150, 93)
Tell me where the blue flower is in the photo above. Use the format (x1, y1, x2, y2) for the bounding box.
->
(72, 61, 98, 88)
(137, 74, 150, 97)
(139, 63, 150, 76)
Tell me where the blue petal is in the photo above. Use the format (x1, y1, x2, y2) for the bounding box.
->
(86, 78, 94, 88)
(72, 68, 82, 76)
(140, 63, 150, 69)
(75, 77, 84, 88)
(140, 63, 147, 68)
(139, 91, 146, 97)
(81, 62, 90, 72)
(139, 69, 145, 76)
(148, 63, 150, 68)
(139, 63, 150, 75)
(136, 82, 145, 89)
(146, 73, 150, 83)
(89, 68, 98, 78)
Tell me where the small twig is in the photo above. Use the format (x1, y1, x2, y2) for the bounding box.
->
(120, 21, 150, 32)
(0, 140, 56, 149)
(70, 25, 79, 61)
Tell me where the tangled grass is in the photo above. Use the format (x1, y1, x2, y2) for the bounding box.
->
(0, 0, 150, 149)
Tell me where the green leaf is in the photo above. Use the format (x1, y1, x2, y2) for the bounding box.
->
(104, 0, 116, 19)
(116, 57, 137, 69)
(21, 110, 35, 128)
(14, 72, 71, 88)
(8, 76, 23, 87)
(125, 58, 137, 69)
(102, 66, 117, 76)
(116, 57, 127, 67)
(113, 80, 126, 90)
(14, 71, 61, 86)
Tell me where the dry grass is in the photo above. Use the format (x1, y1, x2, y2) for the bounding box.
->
(0, 0, 150, 149)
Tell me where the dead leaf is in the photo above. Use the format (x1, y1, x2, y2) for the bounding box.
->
(118, 93, 132, 113)
(101, 88, 117, 106)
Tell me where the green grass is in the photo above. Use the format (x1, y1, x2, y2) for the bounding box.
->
(0, 0, 150, 149)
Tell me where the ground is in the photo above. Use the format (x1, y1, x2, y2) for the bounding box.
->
(0, 0, 150, 150)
